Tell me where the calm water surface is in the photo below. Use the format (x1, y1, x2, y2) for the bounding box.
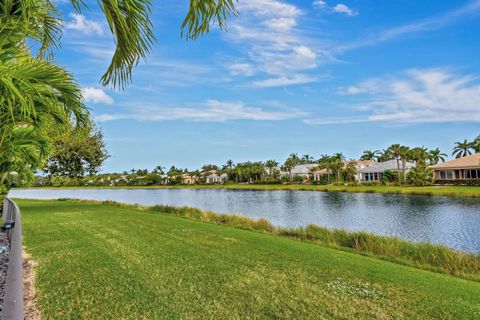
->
(10, 188, 480, 254)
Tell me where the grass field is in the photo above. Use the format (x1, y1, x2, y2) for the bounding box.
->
(19, 199, 480, 319)
(30, 184, 480, 198)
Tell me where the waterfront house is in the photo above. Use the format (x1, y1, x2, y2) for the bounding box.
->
(311, 160, 376, 182)
(431, 153, 480, 180)
(357, 159, 415, 182)
(286, 164, 318, 180)
(206, 173, 228, 184)
(180, 173, 198, 185)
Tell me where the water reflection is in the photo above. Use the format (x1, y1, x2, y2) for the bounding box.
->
(9, 188, 480, 254)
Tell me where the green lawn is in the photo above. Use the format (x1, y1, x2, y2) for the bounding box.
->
(19, 199, 480, 319)
(31, 184, 480, 197)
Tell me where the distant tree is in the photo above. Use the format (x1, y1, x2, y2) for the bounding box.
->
(473, 135, 480, 152)
(360, 150, 380, 161)
(265, 160, 279, 178)
(288, 153, 300, 164)
(301, 154, 314, 163)
(386, 144, 403, 181)
(428, 148, 447, 165)
(43, 126, 109, 179)
(283, 158, 297, 178)
(224, 160, 234, 169)
(153, 165, 166, 175)
(377, 149, 393, 162)
(168, 166, 183, 175)
(341, 162, 356, 182)
(201, 164, 219, 172)
(452, 139, 474, 158)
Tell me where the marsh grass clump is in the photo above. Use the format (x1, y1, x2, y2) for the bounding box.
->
(279, 224, 480, 280)
(149, 205, 275, 233)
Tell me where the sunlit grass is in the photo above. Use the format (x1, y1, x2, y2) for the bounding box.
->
(19, 199, 480, 319)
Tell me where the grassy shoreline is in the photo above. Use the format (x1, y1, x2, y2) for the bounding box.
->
(23, 198, 480, 282)
(21, 183, 480, 197)
(18, 199, 480, 319)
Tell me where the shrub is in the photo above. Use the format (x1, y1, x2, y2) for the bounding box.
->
(381, 170, 399, 183)
(434, 179, 480, 186)
(406, 166, 434, 186)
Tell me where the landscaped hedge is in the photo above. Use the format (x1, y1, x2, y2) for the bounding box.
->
(435, 179, 480, 186)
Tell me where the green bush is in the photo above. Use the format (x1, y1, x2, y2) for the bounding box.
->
(435, 179, 480, 186)
(406, 166, 434, 186)
(381, 170, 399, 183)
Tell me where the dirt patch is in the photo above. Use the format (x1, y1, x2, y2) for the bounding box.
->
(23, 251, 40, 320)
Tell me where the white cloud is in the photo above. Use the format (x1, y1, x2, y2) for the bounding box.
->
(95, 100, 306, 122)
(339, 0, 480, 52)
(308, 69, 480, 125)
(313, 0, 327, 9)
(82, 87, 114, 105)
(65, 14, 103, 36)
(252, 75, 317, 88)
(227, 63, 256, 76)
(333, 4, 357, 16)
(225, 0, 320, 86)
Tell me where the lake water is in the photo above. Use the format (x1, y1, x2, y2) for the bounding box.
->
(9, 188, 480, 254)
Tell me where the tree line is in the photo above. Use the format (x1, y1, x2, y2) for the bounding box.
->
(33, 134, 480, 188)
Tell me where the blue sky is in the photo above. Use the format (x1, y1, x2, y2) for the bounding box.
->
(57, 0, 480, 172)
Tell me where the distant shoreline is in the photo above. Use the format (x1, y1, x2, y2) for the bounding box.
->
(16, 184, 480, 198)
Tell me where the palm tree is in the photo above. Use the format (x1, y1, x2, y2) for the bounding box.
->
(408, 147, 429, 167)
(428, 148, 447, 165)
(153, 165, 166, 175)
(377, 149, 393, 162)
(0, 128, 49, 185)
(225, 160, 234, 169)
(265, 160, 279, 178)
(288, 153, 299, 163)
(4, 0, 237, 88)
(0, 28, 90, 187)
(283, 158, 296, 179)
(360, 150, 380, 161)
(472, 135, 480, 153)
(452, 139, 474, 158)
(301, 154, 314, 163)
(398, 146, 410, 181)
(386, 144, 403, 180)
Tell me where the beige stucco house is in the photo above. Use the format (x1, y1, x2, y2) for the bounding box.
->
(431, 153, 480, 180)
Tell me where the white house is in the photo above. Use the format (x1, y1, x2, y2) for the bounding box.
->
(357, 159, 415, 182)
(284, 164, 318, 179)
(206, 173, 228, 184)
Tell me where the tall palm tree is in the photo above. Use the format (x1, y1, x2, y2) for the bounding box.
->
(452, 139, 474, 158)
(408, 147, 429, 167)
(4, 0, 237, 88)
(386, 144, 403, 180)
(377, 149, 393, 162)
(428, 148, 447, 165)
(265, 160, 279, 178)
(360, 150, 380, 161)
(153, 165, 166, 175)
(301, 154, 314, 163)
(472, 135, 480, 153)
(225, 160, 234, 169)
(289, 153, 299, 163)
